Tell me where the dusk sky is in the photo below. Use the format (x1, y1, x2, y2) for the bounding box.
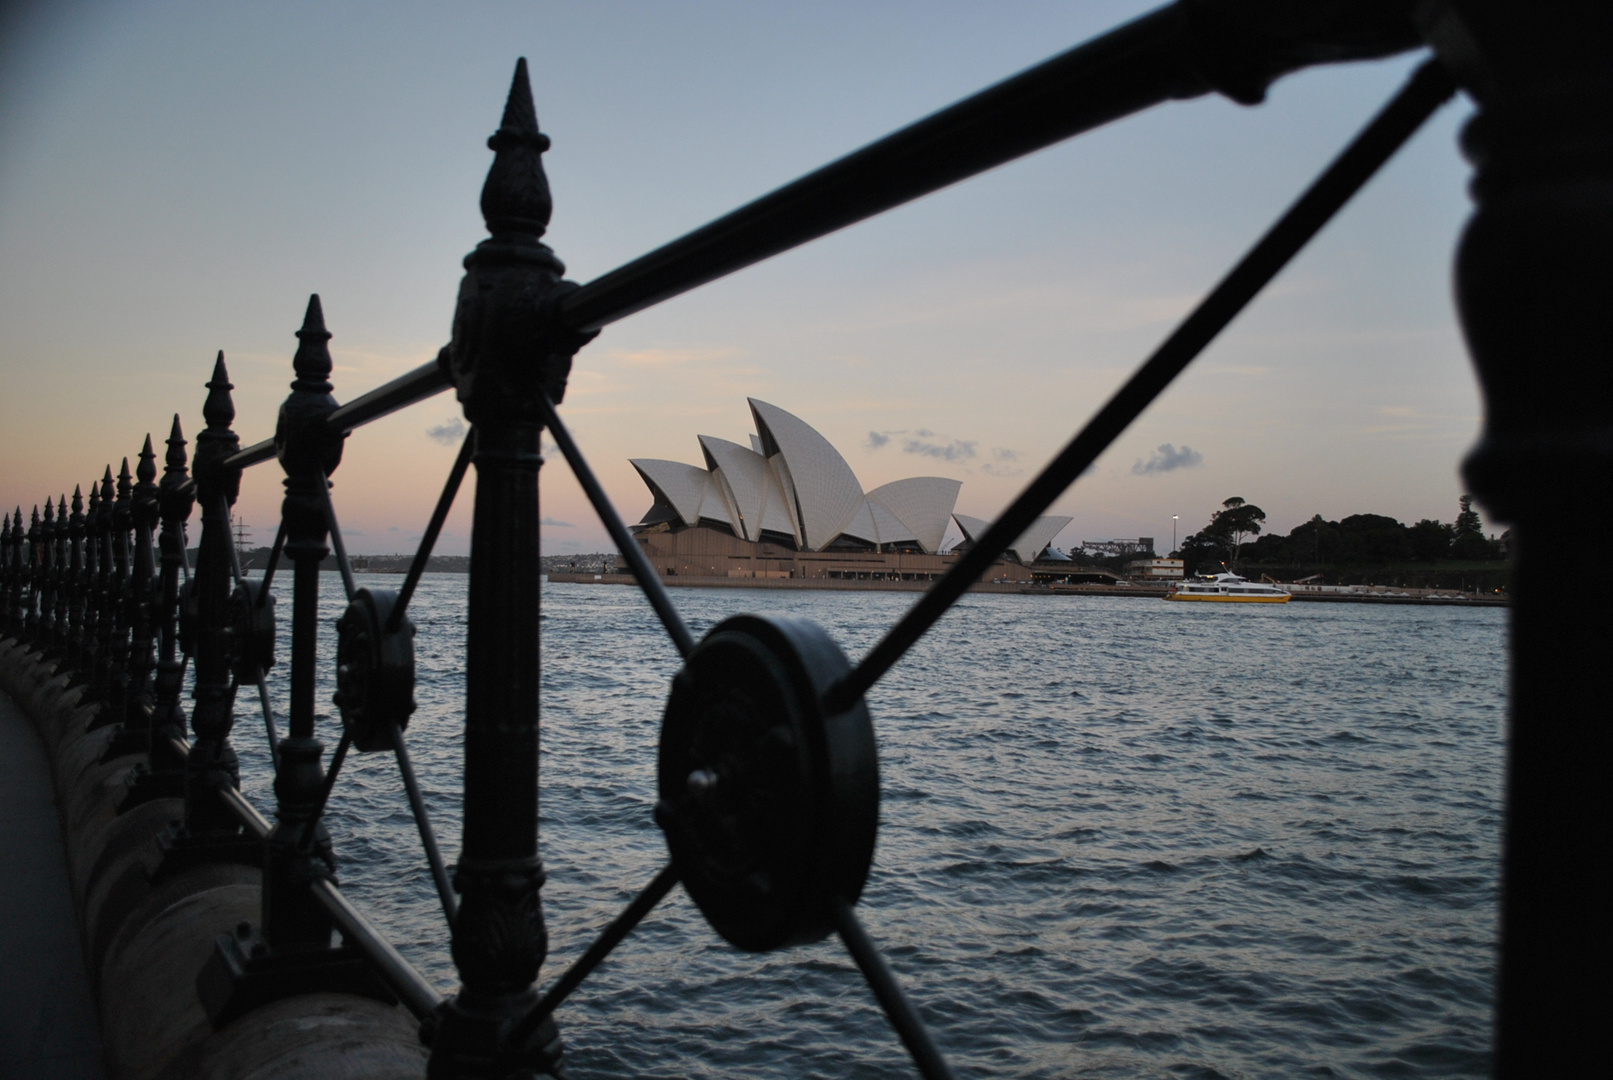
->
(0, 1, 1484, 557)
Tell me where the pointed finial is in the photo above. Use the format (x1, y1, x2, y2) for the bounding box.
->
(166, 415, 187, 469)
(291, 294, 334, 393)
(138, 434, 158, 485)
(58, 494, 67, 519)
(87, 482, 100, 515)
(118, 457, 133, 494)
(204, 351, 235, 431)
(479, 57, 554, 239)
(42, 499, 54, 527)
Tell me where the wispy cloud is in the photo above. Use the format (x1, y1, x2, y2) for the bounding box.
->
(540, 516, 573, 528)
(426, 416, 465, 444)
(865, 430, 890, 450)
(980, 447, 1024, 478)
(903, 429, 976, 462)
(1132, 443, 1203, 476)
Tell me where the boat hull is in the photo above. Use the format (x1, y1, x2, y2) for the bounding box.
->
(1164, 592, 1290, 603)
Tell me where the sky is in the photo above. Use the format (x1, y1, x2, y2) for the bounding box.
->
(0, 1, 1486, 557)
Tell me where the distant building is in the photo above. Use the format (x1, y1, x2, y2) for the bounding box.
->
(626, 399, 1070, 583)
(1127, 557, 1184, 580)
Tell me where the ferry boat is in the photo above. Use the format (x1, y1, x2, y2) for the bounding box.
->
(1166, 572, 1291, 603)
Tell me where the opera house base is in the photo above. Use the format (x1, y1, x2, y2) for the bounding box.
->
(622, 523, 1033, 586)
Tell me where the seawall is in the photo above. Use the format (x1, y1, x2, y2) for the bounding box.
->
(0, 637, 425, 1080)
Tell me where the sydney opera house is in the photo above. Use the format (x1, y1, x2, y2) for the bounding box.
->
(624, 399, 1072, 585)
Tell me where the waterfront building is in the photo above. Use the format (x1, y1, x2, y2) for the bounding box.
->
(625, 400, 1073, 584)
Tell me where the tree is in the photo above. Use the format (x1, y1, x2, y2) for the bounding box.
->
(1451, 494, 1497, 560)
(1409, 518, 1453, 561)
(1208, 497, 1266, 569)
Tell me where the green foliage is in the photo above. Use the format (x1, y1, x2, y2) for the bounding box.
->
(1177, 495, 1503, 573)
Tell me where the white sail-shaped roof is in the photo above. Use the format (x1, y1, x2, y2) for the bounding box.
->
(748, 399, 864, 551)
(699, 436, 768, 541)
(952, 513, 1073, 564)
(631, 459, 710, 526)
(866, 477, 961, 554)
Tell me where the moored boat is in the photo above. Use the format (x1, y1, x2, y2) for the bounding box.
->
(1165, 571, 1291, 603)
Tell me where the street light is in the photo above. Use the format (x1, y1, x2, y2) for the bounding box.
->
(1172, 515, 1179, 554)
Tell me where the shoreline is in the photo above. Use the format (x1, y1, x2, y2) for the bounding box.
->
(543, 572, 1507, 607)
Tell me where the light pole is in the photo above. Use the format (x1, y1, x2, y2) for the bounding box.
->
(1172, 515, 1178, 555)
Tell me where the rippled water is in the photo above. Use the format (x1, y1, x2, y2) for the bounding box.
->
(230, 574, 1504, 1079)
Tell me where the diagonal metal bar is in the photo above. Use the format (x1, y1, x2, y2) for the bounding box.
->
(825, 59, 1455, 715)
(180, 524, 192, 584)
(390, 723, 458, 925)
(316, 471, 358, 601)
(388, 430, 474, 635)
(325, 350, 452, 435)
(537, 394, 696, 659)
(255, 671, 280, 767)
(512, 861, 681, 1041)
(257, 519, 287, 607)
(831, 897, 957, 1080)
(296, 728, 352, 853)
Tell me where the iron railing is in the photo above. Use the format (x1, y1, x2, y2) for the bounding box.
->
(1, 2, 1604, 1076)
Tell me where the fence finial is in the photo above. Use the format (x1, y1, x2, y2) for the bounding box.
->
(480, 57, 553, 239)
(204, 351, 235, 431)
(292, 294, 334, 393)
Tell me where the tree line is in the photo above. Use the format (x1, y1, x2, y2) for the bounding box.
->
(1176, 495, 1506, 575)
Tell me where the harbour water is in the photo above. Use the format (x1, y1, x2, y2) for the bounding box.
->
(232, 574, 1504, 1079)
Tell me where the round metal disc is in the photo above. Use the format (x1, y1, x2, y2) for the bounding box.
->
(657, 613, 877, 952)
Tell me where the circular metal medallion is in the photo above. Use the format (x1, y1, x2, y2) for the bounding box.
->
(657, 614, 877, 952)
(334, 588, 417, 752)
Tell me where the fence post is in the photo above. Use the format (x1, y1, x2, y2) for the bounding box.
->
(68, 487, 87, 672)
(39, 497, 58, 651)
(25, 506, 41, 643)
(52, 495, 70, 655)
(93, 462, 133, 729)
(1442, 4, 1613, 1074)
(89, 470, 115, 708)
(150, 419, 193, 778)
(263, 294, 343, 950)
(175, 355, 247, 844)
(430, 58, 596, 1079)
(107, 439, 161, 759)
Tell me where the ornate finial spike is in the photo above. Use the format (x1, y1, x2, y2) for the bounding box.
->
(500, 57, 539, 135)
(58, 494, 67, 517)
(43, 499, 54, 525)
(119, 458, 133, 493)
(479, 57, 554, 239)
(167, 415, 187, 469)
(72, 486, 83, 514)
(291, 293, 334, 392)
(138, 434, 158, 485)
(204, 351, 236, 430)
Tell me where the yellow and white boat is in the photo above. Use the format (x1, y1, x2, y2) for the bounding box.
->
(1166, 572, 1291, 603)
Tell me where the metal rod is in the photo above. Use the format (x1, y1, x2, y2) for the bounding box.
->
(557, 7, 1213, 333)
(830, 897, 957, 1080)
(217, 783, 272, 839)
(317, 472, 358, 601)
(309, 878, 445, 1020)
(825, 60, 1455, 715)
(180, 524, 191, 585)
(297, 728, 352, 852)
(325, 355, 452, 434)
(256, 671, 280, 768)
(258, 519, 287, 605)
(388, 430, 473, 634)
(390, 723, 458, 925)
(513, 862, 680, 1040)
(223, 438, 276, 471)
(537, 394, 695, 658)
